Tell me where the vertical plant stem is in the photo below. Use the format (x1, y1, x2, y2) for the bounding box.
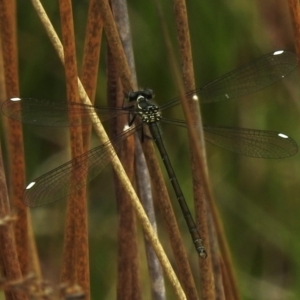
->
(287, 0, 300, 58)
(110, 0, 168, 298)
(81, 0, 102, 151)
(0, 144, 27, 300)
(109, 1, 142, 298)
(97, 0, 134, 92)
(79, 8, 101, 296)
(141, 141, 196, 298)
(157, 0, 240, 298)
(107, 48, 141, 300)
(135, 140, 166, 300)
(172, 1, 215, 299)
(58, 0, 89, 297)
(208, 214, 225, 300)
(0, 0, 30, 278)
(220, 258, 235, 300)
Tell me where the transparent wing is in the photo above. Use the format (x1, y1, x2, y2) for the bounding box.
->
(160, 118, 298, 158)
(160, 50, 298, 110)
(203, 125, 298, 158)
(3, 52, 297, 125)
(1, 97, 132, 127)
(23, 126, 137, 207)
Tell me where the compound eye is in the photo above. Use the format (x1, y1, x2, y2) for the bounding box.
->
(142, 89, 153, 99)
(126, 91, 138, 102)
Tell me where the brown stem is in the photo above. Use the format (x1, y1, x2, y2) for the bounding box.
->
(0, 0, 30, 277)
(287, 0, 300, 59)
(58, 0, 89, 297)
(0, 141, 27, 300)
(172, 0, 215, 298)
(81, 0, 103, 152)
(174, 0, 239, 297)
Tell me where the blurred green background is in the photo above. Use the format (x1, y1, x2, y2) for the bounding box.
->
(1, 0, 300, 299)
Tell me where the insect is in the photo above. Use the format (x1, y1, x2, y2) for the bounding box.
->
(2, 50, 298, 256)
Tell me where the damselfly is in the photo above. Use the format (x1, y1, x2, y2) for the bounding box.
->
(2, 50, 298, 256)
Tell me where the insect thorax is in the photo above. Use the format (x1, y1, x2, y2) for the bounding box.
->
(126, 89, 162, 124)
(139, 104, 162, 123)
(136, 96, 162, 124)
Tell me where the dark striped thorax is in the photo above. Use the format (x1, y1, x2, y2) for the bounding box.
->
(127, 89, 162, 124)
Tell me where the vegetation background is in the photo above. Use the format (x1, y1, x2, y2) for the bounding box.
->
(1, 0, 300, 299)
